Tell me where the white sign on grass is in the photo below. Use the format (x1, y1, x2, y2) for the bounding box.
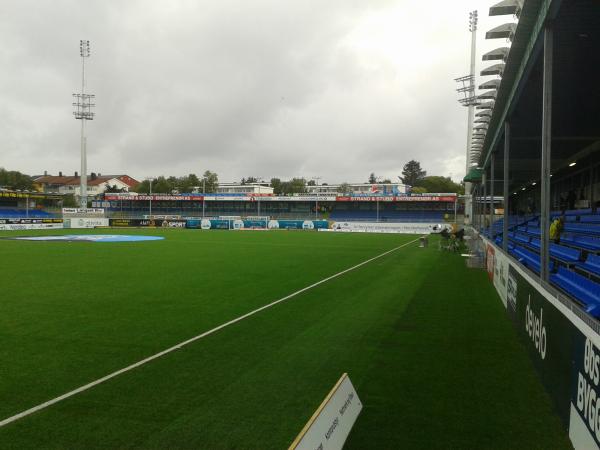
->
(289, 373, 362, 450)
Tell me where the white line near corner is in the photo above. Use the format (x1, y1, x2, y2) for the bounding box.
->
(0, 237, 420, 428)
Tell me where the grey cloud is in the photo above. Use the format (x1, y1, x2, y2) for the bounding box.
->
(1, 0, 492, 183)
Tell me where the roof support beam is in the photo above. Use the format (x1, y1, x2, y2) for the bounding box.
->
(503, 121, 510, 252)
(540, 22, 553, 283)
(489, 152, 495, 237)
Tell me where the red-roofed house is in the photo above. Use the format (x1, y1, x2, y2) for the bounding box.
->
(34, 172, 139, 197)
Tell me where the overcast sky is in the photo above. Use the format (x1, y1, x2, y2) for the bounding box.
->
(0, 0, 510, 184)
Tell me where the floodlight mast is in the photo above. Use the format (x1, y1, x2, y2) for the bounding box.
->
(454, 11, 479, 224)
(72, 40, 95, 209)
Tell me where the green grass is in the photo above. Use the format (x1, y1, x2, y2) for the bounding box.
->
(0, 229, 571, 449)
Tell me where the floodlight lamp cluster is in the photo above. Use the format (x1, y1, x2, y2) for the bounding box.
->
(72, 94, 96, 120)
(80, 40, 90, 57)
(469, 11, 478, 32)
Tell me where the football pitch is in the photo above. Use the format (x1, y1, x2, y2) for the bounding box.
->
(0, 229, 571, 449)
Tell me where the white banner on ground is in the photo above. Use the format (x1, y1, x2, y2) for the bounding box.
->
(289, 374, 362, 450)
(0, 223, 63, 231)
(329, 221, 448, 234)
(64, 218, 109, 229)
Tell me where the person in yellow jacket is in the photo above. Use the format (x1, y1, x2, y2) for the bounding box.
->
(550, 215, 565, 244)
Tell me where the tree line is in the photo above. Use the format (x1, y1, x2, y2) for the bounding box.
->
(0, 162, 463, 195)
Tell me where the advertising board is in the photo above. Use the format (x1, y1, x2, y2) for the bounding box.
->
(483, 235, 600, 449)
(64, 218, 110, 229)
(329, 222, 447, 234)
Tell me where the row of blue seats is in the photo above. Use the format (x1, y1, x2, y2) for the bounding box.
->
(506, 244, 600, 317)
(512, 227, 600, 252)
(506, 233, 600, 275)
(0, 208, 54, 218)
(552, 208, 594, 217)
(509, 234, 582, 264)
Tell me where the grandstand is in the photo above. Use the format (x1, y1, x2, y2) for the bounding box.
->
(0, 190, 62, 219)
(101, 192, 458, 223)
(470, 1, 600, 447)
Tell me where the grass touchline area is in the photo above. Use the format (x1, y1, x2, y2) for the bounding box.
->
(0, 229, 571, 449)
(0, 235, 419, 429)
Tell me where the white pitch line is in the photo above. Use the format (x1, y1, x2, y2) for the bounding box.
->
(0, 237, 419, 428)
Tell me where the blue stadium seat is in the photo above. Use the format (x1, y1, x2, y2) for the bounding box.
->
(550, 243, 581, 264)
(577, 254, 600, 277)
(513, 234, 530, 245)
(550, 267, 600, 317)
(511, 246, 541, 273)
(561, 235, 600, 252)
(564, 223, 600, 236)
(580, 215, 600, 224)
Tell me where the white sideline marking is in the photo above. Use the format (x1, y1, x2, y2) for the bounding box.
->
(0, 237, 419, 428)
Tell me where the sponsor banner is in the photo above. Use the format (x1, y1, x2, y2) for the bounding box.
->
(486, 244, 495, 281)
(335, 195, 456, 202)
(0, 218, 62, 225)
(109, 219, 186, 228)
(104, 195, 194, 201)
(64, 218, 110, 229)
(189, 219, 328, 230)
(103, 194, 455, 203)
(493, 248, 510, 308)
(278, 220, 328, 230)
(268, 196, 338, 202)
(62, 208, 105, 215)
(485, 243, 510, 308)
(289, 374, 362, 450)
(91, 201, 111, 208)
(510, 265, 573, 426)
(330, 221, 444, 234)
(0, 191, 52, 199)
(13, 235, 164, 243)
(0, 223, 63, 231)
(570, 331, 600, 449)
(484, 234, 600, 449)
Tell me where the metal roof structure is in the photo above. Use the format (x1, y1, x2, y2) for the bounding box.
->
(481, 63, 506, 76)
(489, 0, 524, 17)
(479, 0, 600, 187)
(482, 47, 510, 61)
(485, 23, 517, 40)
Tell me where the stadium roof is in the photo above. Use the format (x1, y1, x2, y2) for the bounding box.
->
(479, 0, 600, 192)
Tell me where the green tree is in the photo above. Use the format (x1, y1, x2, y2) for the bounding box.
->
(415, 176, 464, 194)
(284, 178, 307, 194)
(61, 194, 78, 207)
(338, 182, 351, 194)
(178, 174, 200, 193)
(381, 179, 392, 184)
(202, 170, 219, 193)
(270, 178, 282, 194)
(411, 186, 428, 194)
(134, 180, 151, 193)
(401, 160, 426, 186)
(0, 168, 34, 190)
(368, 172, 377, 184)
(104, 184, 126, 193)
(152, 176, 173, 194)
(241, 176, 258, 185)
